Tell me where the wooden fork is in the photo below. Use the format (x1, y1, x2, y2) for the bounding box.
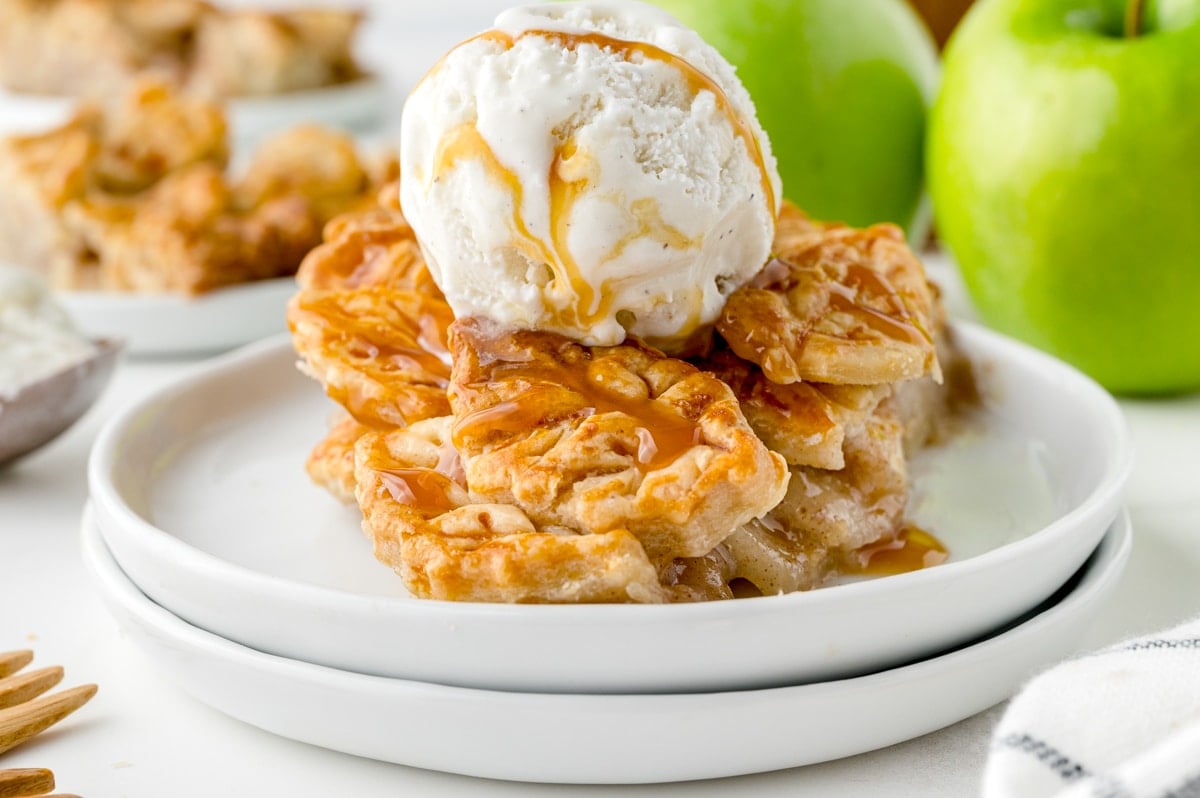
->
(0, 650, 96, 757)
(0, 650, 94, 798)
(0, 767, 78, 797)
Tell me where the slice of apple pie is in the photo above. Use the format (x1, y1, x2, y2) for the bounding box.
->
(0, 81, 392, 294)
(290, 191, 966, 603)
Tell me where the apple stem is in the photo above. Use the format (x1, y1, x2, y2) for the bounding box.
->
(1125, 0, 1146, 37)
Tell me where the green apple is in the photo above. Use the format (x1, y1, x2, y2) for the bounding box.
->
(650, 0, 940, 241)
(929, 0, 1200, 394)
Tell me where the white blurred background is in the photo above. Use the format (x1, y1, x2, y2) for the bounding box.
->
(222, 0, 516, 103)
(0, 0, 521, 139)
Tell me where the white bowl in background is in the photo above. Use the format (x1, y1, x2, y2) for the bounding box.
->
(59, 277, 295, 357)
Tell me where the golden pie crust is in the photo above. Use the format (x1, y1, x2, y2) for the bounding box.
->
(718, 203, 941, 386)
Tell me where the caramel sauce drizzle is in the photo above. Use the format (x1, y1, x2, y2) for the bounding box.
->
(377, 436, 466, 515)
(547, 138, 606, 324)
(847, 524, 948, 577)
(604, 197, 696, 263)
(514, 29, 776, 218)
(421, 27, 776, 331)
(380, 469, 458, 513)
(322, 299, 452, 382)
(417, 303, 455, 369)
(459, 366, 702, 471)
(834, 264, 931, 346)
(430, 122, 558, 275)
(477, 28, 776, 219)
(435, 437, 466, 485)
(307, 294, 453, 423)
(747, 258, 930, 366)
(453, 324, 703, 471)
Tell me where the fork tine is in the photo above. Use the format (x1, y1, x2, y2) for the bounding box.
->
(0, 767, 54, 797)
(0, 669, 64, 711)
(0, 685, 98, 756)
(0, 653, 33, 680)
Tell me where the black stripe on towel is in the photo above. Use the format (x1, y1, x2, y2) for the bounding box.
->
(1122, 638, 1200, 653)
(995, 733, 1091, 782)
(1076, 637, 1200, 661)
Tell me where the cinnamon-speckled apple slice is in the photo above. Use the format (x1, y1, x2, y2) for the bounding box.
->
(718, 203, 941, 386)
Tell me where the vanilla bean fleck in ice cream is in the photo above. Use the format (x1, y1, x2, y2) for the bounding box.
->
(399, 0, 781, 351)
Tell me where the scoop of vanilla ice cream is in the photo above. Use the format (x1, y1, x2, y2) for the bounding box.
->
(399, 0, 781, 350)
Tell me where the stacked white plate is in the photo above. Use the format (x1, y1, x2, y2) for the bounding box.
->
(84, 322, 1134, 784)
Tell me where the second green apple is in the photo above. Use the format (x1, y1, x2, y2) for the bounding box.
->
(651, 0, 939, 239)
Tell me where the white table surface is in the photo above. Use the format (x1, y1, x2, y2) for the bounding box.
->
(4, 4, 1200, 793)
(3, 256, 1200, 796)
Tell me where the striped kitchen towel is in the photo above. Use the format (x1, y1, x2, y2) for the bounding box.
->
(983, 615, 1200, 798)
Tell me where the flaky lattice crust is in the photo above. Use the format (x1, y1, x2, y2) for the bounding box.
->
(355, 418, 665, 603)
(67, 162, 325, 293)
(718, 202, 941, 386)
(448, 317, 790, 562)
(288, 287, 455, 428)
(295, 203, 437, 296)
(292, 195, 447, 501)
(701, 346, 890, 470)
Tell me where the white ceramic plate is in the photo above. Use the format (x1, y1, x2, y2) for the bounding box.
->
(0, 78, 388, 143)
(59, 278, 295, 356)
(88, 323, 1132, 693)
(82, 507, 1132, 784)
